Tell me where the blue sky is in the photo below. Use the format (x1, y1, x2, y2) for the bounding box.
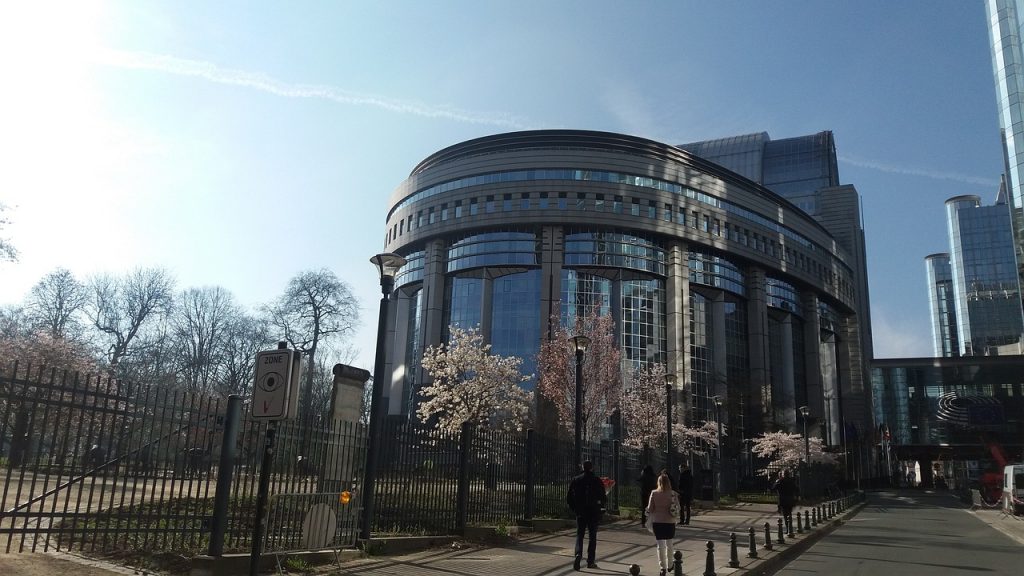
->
(0, 0, 1005, 370)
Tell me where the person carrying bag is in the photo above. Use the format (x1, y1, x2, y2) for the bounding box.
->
(645, 472, 681, 576)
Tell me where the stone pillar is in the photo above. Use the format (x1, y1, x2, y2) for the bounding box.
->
(780, 314, 796, 429)
(330, 364, 371, 424)
(388, 289, 412, 416)
(665, 242, 690, 423)
(746, 267, 770, 430)
(537, 226, 564, 439)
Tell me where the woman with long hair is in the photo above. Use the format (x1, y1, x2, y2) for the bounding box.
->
(645, 472, 680, 575)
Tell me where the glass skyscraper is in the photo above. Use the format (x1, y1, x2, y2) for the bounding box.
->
(927, 193, 1023, 357)
(986, 0, 1024, 307)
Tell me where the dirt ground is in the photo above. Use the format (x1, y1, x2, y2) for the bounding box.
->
(0, 551, 152, 576)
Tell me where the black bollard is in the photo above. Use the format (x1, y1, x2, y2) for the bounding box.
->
(811, 507, 817, 526)
(787, 513, 794, 538)
(797, 509, 803, 533)
(777, 518, 785, 544)
(729, 532, 740, 568)
(764, 521, 773, 551)
(746, 526, 758, 559)
(805, 510, 811, 529)
(703, 540, 716, 576)
(629, 563, 641, 575)
(673, 550, 683, 576)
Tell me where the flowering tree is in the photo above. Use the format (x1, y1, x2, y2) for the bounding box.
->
(536, 310, 621, 443)
(674, 420, 724, 459)
(751, 431, 835, 475)
(620, 364, 668, 449)
(417, 325, 532, 435)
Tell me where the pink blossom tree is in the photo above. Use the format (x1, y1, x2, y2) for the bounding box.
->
(536, 310, 621, 444)
(750, 431, 835, 475)
(417, 325, 532, 435)
(620, 363, 725, 463)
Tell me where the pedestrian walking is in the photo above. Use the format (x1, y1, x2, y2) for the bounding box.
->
(567, 460, 608, 571)
(646, 472, 681, 576)
(677, 462, 693, 525)
(639, 465, 656, 527)
(772, 468, 799, 533)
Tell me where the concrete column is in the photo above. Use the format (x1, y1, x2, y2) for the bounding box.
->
(711, 292, 728, 401)
(537, 226, 564, 438)
(420, 239, 448, 352)
(665, 242, 690, 422)
(801, 292, 823, 430)
(746, 267, 770, 430)
(388, 289, 412, 416)
(780, 314, 796, 429)
(480, 276, 494, 342)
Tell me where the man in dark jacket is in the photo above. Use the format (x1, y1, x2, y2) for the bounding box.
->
(567, 460, 607, 571)
(677, 463, 693, 525)
(772, 468, 799, 532)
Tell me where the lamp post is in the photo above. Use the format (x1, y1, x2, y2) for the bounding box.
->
(360, 252, 406, 541)
(798, 406, 810, 463)
(665, 373, 677, 475)
(570, 335, 591, 468)
(823, 394, 832, 447)
(712, 395, 723, 499)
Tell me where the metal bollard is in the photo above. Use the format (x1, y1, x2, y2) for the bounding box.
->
(674, 550, 683, 576)
(777, 518, 785, 544)
(805, 510, 811, 529)
(746, 526, 758, 559)
(812, 507, 818, 526)
(764, 521, 773, 551)
(729, 532, 739, 568)
(629, 564, 641, 575)
(797, 510, 803, 533)
(703, 540, 716, 576)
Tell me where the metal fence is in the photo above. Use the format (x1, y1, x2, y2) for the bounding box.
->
(1, 362, 687, 558)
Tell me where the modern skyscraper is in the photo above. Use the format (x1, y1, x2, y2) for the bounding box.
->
(925, 253, 959, 357)
(985, 0, 1024, 303)
(927, 193, 1023, 357)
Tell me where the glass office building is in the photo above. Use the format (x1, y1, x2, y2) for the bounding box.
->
(927, 194, 1023, 357)
(380, 130, 872, 451)
(986, 0, 1024, 308)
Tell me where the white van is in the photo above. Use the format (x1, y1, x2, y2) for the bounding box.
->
(1003, 464, 1024, 515)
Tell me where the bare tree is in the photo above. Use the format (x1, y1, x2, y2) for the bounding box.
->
(265, 269, 359, 422)
(26, 268, 87, 340)
(0, 305, 29, 340)
(170, 286, 237, 395)
(86, 267, 175, 371)
(0, 203, 17, 262)
(219, 312, 273, 398)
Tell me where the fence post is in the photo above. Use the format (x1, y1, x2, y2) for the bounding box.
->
(456, 422, 472, 534)
(208, 395, 241, 557)
(612, 440, 620, 514)
(525, 429, 535, 520)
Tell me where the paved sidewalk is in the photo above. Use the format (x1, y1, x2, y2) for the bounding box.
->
(327, 501, 860, 576)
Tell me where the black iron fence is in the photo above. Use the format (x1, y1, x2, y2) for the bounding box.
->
(1, 363, 717, 558)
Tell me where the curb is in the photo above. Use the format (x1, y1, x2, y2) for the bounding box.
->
(737, 500, 868, 576)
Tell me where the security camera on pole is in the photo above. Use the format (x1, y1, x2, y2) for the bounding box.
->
(250, 342, 302, 576)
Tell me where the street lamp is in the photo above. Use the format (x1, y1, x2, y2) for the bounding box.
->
(712, 395, 723, 499)
(823, 394, 833, 447)
(570, 334, 591, 468)
(798, 406, 810, 463)
(360, 252, 406, 541)
(664, 373, 677, 475)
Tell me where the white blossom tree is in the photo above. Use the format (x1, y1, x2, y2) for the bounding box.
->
(750, 431, 835, 476)
(417, 325, 532, 435)
(674, 420, 724, 459)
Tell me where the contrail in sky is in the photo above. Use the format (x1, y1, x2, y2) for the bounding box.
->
(838, 154, 999, 188)
(93, 49, 531, 130)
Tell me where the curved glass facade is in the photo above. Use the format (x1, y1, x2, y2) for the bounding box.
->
(491, 269, 542, 388)
(565, 230, 666, 275)
(448, 231, 538, 272)
(689, 250, 746, 295)
(766, 277, 802, 317)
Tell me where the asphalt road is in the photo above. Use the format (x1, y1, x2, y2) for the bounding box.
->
(775, 491, 1021, 576)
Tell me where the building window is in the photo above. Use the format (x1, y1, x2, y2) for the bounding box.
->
(631, 199, 641, 217)
(558, 192, 568, 210)
(455, 200, 463, 218)
(470, 198, 479, 216)
(441, 204, 449, 221)
(539, 192, 549, 209)
(486, 195, 496, 213)
(503, 193, 512, 211)
(521, 193, 530, 210)
(577, 193, 586, 210)
(595, 194, 605, 211)
(614, 195, 623, 214)
(648, 200, 657, 219)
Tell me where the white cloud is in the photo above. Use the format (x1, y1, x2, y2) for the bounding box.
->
(91, 49, 531, 130)
(839, 154, 999, 188)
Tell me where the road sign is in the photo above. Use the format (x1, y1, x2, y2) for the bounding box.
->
(253, 348, 295, 420)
